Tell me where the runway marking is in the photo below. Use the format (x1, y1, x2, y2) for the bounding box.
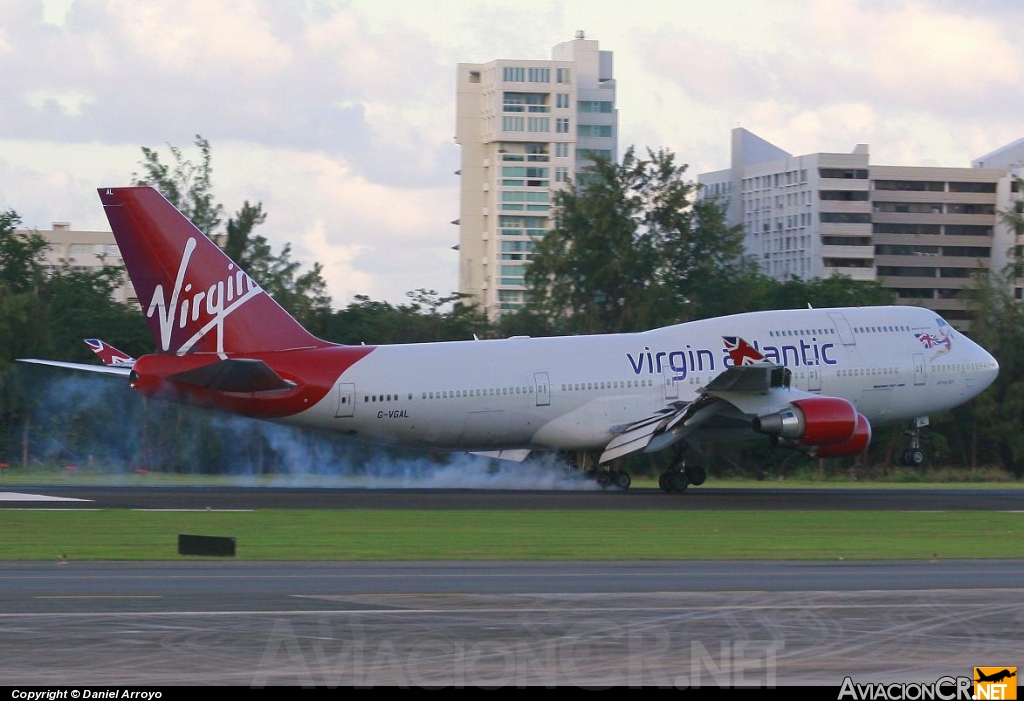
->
(33, 595, 163, 600)
(5, 600, 1024, 618)
(130, 509, 255, 512)
(0, 492, 91, 502)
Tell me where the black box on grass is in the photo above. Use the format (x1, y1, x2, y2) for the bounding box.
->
(178, 534, 236, 557)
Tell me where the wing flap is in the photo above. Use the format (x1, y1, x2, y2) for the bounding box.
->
(600, 396, 722, 463)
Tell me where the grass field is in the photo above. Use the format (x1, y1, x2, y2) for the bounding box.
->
(1, 509, 1021, 561)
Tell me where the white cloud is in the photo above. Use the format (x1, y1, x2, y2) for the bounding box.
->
(25, 88, 95, 116)
(2, 0, 1023, 310)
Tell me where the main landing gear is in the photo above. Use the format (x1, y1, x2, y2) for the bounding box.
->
(588, 469, 632, 490)
(659, 447, 707, 493)
(562, 451, 632, 490)
(898, 417, 929, 467)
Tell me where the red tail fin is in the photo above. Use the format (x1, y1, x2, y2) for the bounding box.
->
(98, 187, 330, 355)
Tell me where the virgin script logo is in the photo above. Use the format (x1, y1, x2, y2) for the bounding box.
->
(146, 237, 264, 355)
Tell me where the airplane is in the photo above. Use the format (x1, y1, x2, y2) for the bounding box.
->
(19, 187, 1000, 491)
(976, 670, 1016, 684)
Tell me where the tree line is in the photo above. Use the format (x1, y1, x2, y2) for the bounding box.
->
(0, 139, 1020, 478)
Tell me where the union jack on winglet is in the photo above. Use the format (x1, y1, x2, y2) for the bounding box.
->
(722, 336, 767, 366)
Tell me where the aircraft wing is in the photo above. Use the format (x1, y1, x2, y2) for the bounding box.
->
(600, 360, 790, 464)
(16, 359, 133, 377)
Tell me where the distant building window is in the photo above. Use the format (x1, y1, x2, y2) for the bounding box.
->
(556, 93, 570, 108)
(556, 118, 569, 133)
(503, 66, 525, 82)
(874, 202, 943, 214)
(502, 116, 524, 132)
(555, 142, 570, 158)
(504, 92, 548, 113)
(949, 182, 997, 193)
(820, 212, 871, 224)
(556, 68, 571, 84)
(578, 100, 613, 113)
(528, 67, 550, 83)
(555, 167, 569, 183)
(820, 168, 868, 179)
(578, 124, 613, 138)
(527, 117, 549, 132)
(946, 203, 996, 215)
(943, 225, 992, 237)
(873, 223, 941, 236)
(873, 180, 944, 192)
(820, 190, 868, 201)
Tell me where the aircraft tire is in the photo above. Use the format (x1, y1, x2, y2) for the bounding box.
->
(686, 465, 707, 486)
(908, 448, 925, 467)
(597, 471, 613, 488)
(658, 472, 670, 492)
(670, 471, 689, 492)
(615, 471, 631, 490)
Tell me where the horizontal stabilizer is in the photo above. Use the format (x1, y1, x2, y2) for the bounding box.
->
(168, 358, 295, 393)
(17, 359, 133, 377)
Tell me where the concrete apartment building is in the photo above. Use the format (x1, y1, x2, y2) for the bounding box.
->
(456, 32, 617, 318)
(26, 223, 137, 306)
(699, 129, 1023, 328)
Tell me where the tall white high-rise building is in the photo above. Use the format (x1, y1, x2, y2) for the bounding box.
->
(456, 33, 617, 318)
(699, 128, 1022, 329)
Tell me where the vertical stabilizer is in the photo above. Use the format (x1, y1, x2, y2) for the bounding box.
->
(98, 187, 330, 355)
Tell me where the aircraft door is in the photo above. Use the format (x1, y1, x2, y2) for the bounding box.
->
(808, 367, 821, 392)
(335, 383, 356, 417)
(913, 353, 925, 386)
(534, 372, 550, 406)
(663, 365, 679, 400)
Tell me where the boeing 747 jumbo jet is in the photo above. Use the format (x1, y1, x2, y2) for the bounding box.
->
(22, 188, 1000, 491)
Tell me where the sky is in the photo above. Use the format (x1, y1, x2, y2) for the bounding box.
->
(2, 0, 1023, 307)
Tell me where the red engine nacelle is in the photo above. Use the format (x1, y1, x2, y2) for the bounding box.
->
(815, 413, 872, 458)
(753, 397, 859, 446)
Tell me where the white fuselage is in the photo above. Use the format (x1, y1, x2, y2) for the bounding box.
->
(291, 306, 998, 453)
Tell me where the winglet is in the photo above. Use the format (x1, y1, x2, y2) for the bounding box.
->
(722, 337, 767, 366)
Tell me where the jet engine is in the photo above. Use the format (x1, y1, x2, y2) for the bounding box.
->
(752, 397, 859, 446)
(814, 413, 872, 458)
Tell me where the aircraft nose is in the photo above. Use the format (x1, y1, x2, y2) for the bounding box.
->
(984, 350, 999, 387)
(973, 343, 999, 391)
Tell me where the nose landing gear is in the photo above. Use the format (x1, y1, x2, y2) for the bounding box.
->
(898, 417, 929, 467)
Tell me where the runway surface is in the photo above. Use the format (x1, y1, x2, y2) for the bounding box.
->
(2, 561, 1022, 687)
(2, 485, 1022, 686)
(2, 484, 1022, 510)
